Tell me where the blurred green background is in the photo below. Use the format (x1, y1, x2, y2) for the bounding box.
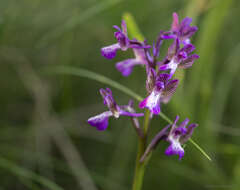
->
(0, 0, 240, 189)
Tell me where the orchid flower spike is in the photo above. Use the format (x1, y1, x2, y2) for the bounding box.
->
(88, 88, 144, 130)
(101, 20, 150, 59)
(139, 71, 179, 115)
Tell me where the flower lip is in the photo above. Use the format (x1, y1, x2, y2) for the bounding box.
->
(88, 111, 113, 131)
(101, 43, 121, 59)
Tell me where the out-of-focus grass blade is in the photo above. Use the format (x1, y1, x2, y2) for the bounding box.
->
(189, 139, 212, 161)
(158, 160, 210, 184)
(211, 43, 240, 123)
(19, 178, 41, 190)
(0, 156, 64, 190)
(122, 12, 144, 41)
(38, 0, 123, 48)
(50, 66, 143, 101)
(48, 65, 211, 161)
(184, 0, 210, 21)
(233, 160, 240, 189)
(221, 144, 240, 155)
(188, 0, 233, 114)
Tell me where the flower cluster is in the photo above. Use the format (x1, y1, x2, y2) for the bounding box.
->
(88, 13, 199, 160)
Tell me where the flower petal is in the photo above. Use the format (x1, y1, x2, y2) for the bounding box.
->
(171, 12, 179, 31)
(146, 68, 157, 93)
(113, 25, 121, 32)
(180, 17, 192, 28)
(115, 59, 142, 77)
(180, 123, 198, 144)
(178, 118, 190, 128)
(159, 64, 171, 71)
(167, 39, 180, 59)
(178, 54, 199, 69)
(114, 31, 129, 50)
(157, 73, 170, 83)
(161, 79, 179, 103)
(180, 43, 195, 54)
(101, 43, 121, 59)
(88, 111, 113, 131)
(99, 88, 119, 117)
(180, 26, 198, 44)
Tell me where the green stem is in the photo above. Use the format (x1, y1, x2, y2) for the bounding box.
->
(132, 110, 151, 190)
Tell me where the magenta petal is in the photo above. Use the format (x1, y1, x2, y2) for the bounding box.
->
(171, 12, 179, 31)
(181, 43, 195, 54)
(178, 118, 190, 128)
(159, 64, 170, 71)
(139, 97, 147, 109)
(181, 17, 192, 27)
(165, 142, 185, 160)
(99, 88, 118, 112)
(88, 111, 113, 131)
(101, 43, 120, 59)
(158, 73, 171, 83)
(180, 123, 198, 144)
(179, 54, 199, 69)
(116, 59, 141, 77)
(161, 79, 179, 103)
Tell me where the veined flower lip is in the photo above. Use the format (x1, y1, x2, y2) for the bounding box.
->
(139, 89, 162, 115)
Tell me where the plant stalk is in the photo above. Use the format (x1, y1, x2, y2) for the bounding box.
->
(132, 110, 151, 190)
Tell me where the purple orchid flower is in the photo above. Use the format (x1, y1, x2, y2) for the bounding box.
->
(139, 71, 179, 115)
(101, 20, 150, 59)
(170, 12, 198, 45)
(159, 39, 199, 77)
(165, 115, 198, 160)
(88, 88, 144, 130)
(115, 48, 148, 76)
(140, 115, 198, 161)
